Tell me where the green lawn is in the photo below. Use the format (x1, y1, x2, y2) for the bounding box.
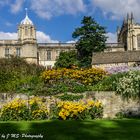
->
(0, 119, 140, 140)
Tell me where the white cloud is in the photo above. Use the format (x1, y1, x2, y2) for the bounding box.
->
(0, 31, 117, 43)
(0, 0, 9, 7)
(0, 32, 17, 40)
(90, 0, 140, 20)
(0, 31, 59, 43)
(0, 0, 24, 14)
(106, 32, 117, 43)
(5, 22, 13, 27)
(66, 40, 77, 43)
(36, 31, 59, 43)
(30, 0, 86, 19)
(10, 0, 24, 14)
(1, 0, 140, 22)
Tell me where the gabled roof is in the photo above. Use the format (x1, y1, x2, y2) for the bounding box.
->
(92, 51, 140, 65)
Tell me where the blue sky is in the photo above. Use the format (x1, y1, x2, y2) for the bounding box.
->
(0, 0, 139, 43)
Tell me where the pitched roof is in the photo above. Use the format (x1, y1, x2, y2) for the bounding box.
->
(92, 51, 140, 65)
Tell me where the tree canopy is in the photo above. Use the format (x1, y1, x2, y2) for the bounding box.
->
(54, 50, 79, 69)
(72, 16, 107, 67)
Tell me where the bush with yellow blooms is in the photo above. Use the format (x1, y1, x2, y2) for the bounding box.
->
(0, 97, 103, 121)
(0, 97, 48, 121)
(41, 68, 108, 85)
(51, 99, 103, 120)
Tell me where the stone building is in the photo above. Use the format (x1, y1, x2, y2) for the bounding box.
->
(0, 11, 75, 69)
(92, 13, 140, 68)
(0, 11, 140, 68)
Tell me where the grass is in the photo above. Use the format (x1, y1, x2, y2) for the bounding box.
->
(0, 119, 140, 140)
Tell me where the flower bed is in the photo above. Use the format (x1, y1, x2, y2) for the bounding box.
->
(0, 97, 103, 121)
(0, 97, 48, 121)
(55, 100, 103, 120)
(41, 68, 108, 85)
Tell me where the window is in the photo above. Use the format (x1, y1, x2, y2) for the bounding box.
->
(5, 48, 10, 58)
(47, 50, 51, 60)
(16, 48, 21, 57)
(31, 27, 33, 36)
(25, 27, 28, 36)
(56, 50, 60, 59)
(137, 35, 140, 48)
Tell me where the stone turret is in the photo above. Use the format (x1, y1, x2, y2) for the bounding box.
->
(18, 8, 36, 44)
(18, 8, 37, 64)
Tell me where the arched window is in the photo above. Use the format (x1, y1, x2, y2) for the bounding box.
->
(16, 48, 21, 57)
(137, 34, 140, 48)
(25, 27, 28, 36)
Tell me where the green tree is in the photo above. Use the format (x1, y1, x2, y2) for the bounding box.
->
(72, 16, 107, 67)
(54, 50, 79, 68)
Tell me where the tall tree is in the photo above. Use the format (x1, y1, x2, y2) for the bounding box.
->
(72, 16, 107, 67)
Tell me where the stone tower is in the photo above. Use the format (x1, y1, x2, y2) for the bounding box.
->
(18, 8, 38, 63)
(117, 12, 140, 51)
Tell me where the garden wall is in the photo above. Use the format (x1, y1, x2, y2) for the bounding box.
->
(0, 92, 139, 118)
(86, 91, 139, 118)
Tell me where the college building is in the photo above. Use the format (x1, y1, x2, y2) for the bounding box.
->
(92, 13, 140, 68)
(0, 11, 140, 68)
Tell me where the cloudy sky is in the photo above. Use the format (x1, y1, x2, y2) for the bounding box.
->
(0, 0, 139, 43)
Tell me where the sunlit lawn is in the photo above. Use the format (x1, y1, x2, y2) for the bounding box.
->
(0, 119, 140, 140)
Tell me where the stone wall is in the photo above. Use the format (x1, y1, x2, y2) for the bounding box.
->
(0, 92, 139, 118)
(86, 91, 139, 118)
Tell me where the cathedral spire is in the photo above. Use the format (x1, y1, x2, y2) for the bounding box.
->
(131, 12, 134, 23)
(127, 13, 129, 21)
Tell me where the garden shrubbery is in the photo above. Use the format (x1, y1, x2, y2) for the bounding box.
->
(92, 70, 140, 93)
(51, 99, 103, 120)
(0, 57, 108, 95)
(92, 72, 128, 91)
(0, 97, 48, 121)
(0, 97, 103, 121)
(0, 57, 45, 93)
(41, 68, 108, 85)
(33, 68, 108, 96)
(115, 71, 140, 100)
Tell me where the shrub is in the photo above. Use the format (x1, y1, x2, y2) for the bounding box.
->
(36, 68, 107, 95)
(54, 50, 79, 68)
(34, 79, 89, 96)
(0, 98, 28, 121)
(0, 97, 103, 121)
(0, 57, 45, 93)
(0, 97, 48, 121)
(29, 97, 48, 120)
(92, 72, 128, 91)
(41, 68, 108, 86)
(51, 99, 103, 120)
(115, 71, 140, 100)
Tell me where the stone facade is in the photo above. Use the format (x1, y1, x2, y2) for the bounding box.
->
(87, 91, 140, 118)
(117, 13, 140, 51)
(92, 13, 140, 68)
(0, 11, 140, 68)
(0, 11, 76, 68)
